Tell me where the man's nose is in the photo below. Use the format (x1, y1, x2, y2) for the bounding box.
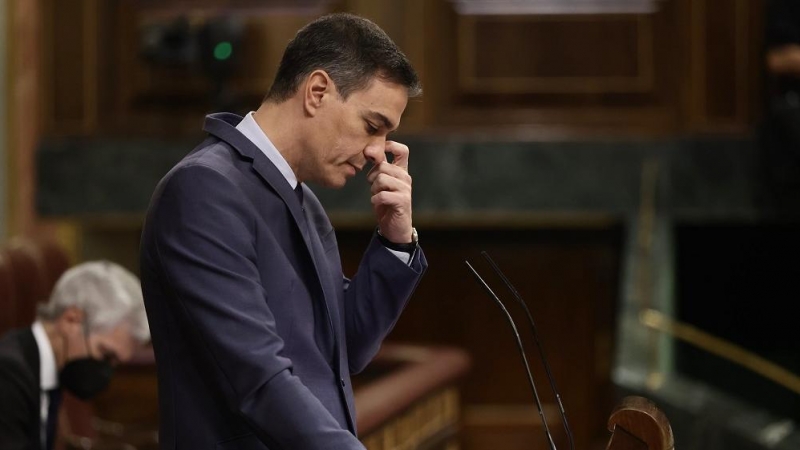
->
(363, 140, 387, 164)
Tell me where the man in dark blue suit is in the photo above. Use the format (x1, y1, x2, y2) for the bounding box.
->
(139, 13, 427, 450)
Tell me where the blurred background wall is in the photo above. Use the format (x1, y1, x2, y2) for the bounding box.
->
(0, 0, 7, 240)
(2, 1, 799, 450)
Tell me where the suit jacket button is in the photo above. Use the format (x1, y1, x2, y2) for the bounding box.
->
(340, 378, 345, 387)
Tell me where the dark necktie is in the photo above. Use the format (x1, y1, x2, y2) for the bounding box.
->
(294, 183, 304, 206)
(293, 182, 337, 358)
(45, 388, 61, 450)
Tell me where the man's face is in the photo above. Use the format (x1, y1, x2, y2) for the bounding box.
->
(64, 320, 139, 367)
(86, 322, 139, 366)
(305, 77, 409, 188)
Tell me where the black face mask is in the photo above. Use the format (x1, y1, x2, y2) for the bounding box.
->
(59, 357, 113, 400)
(58, 324, 114, 400)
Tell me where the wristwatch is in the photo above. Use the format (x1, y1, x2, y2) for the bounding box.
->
(376, 227, 418, 253)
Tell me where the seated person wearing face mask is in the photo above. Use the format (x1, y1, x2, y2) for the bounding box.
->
(0, 260, 150, 450)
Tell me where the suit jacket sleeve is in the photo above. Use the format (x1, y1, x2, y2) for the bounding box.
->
(149, 164, 364, 450)
(0, 357, 37, 450)
(343, 235, 427, 374)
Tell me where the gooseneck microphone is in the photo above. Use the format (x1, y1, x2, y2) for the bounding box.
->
(465, 260, 558, 450)
(480, 251, 576, 450)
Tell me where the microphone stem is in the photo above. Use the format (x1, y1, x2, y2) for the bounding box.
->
(481, 252, 576, 450)
(507, 315, 558, 450)
(466, 261, 558, 450)
(521, 304, 576, 450)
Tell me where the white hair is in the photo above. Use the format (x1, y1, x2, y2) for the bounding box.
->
(37, 261, 150, 343)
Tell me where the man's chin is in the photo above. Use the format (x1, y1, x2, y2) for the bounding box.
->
(319, 176, 348, 189)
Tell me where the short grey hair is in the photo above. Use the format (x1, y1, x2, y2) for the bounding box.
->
(37, 261, 150, 343)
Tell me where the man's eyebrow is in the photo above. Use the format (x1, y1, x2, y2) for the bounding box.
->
(364, 111, 396, 131)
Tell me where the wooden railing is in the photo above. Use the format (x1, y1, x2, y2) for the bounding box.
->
(355, 344, 471, 449)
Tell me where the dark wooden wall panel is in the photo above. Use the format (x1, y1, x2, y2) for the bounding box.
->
(683, 0, 763, 132)
(44, 0, 96, 135)
(118, 10, 305, 103)
(704, 2, 739, 120)
(422, 0, 764, 134)
(462, 16, 650, 93)
(40, 0, 766, 137)
(41, 0, 339, 137)
(423, 0, 681, 134)
(112, 4, 326, 134)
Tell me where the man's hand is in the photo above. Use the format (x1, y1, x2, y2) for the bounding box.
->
(366, 141, 413, 243)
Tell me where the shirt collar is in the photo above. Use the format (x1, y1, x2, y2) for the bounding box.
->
(235, 111, 298, 189)
(31, 321, 58, 391)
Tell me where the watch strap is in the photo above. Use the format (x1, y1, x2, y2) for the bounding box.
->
(376, 227, 417, 253)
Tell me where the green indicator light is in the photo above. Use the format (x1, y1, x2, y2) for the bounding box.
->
(213, 42, 233, 61)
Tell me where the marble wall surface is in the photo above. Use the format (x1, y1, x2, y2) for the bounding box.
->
(37, 134, 772, 219)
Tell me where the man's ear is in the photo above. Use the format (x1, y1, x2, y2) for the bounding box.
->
(303, 70, 334, 117)
(56, 306, 85, 331)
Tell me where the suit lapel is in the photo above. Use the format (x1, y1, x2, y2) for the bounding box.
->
(203, 113, 308, 233)
(203, 113, 342, 365)
(299, 188, 344, 349)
